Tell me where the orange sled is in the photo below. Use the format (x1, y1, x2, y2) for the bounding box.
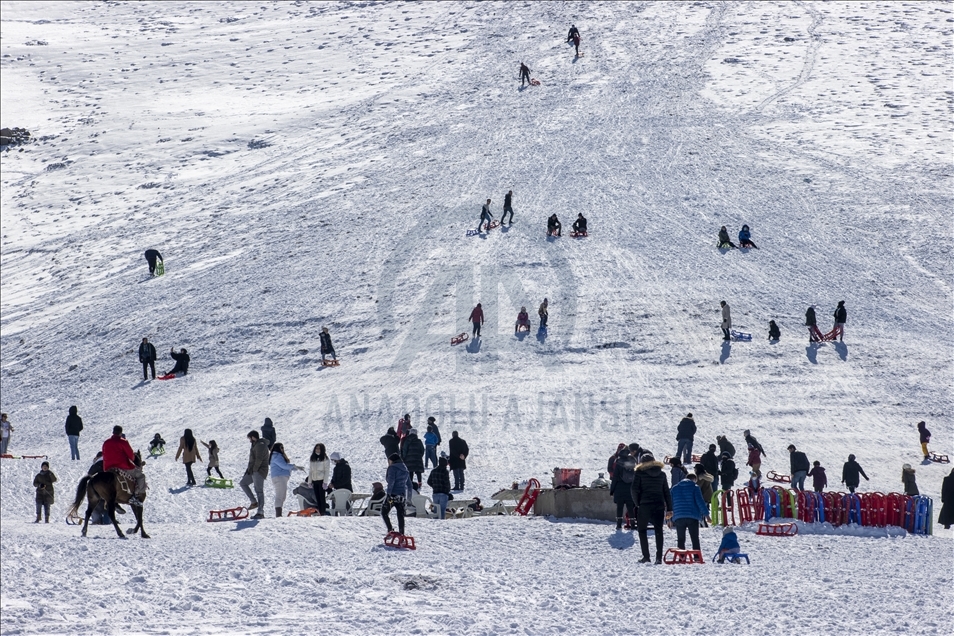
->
(663, 549, 705, 564)
(757, 522, 798, 536)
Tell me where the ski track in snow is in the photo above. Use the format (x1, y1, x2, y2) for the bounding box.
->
(1, 2, 952, 634)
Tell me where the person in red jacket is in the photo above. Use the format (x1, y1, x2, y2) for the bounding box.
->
(469, 303, 484, 339)
(102, 426, 145, 504)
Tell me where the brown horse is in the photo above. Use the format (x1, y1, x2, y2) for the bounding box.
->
(67, 450, 149, 538)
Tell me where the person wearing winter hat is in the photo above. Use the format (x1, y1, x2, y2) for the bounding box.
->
(917, 421, 931, 461)
(329, 452, 353, 493)
(380, 427, 400, 458)
(901, 464, 919, 496)
(382, 453, 409, 535)
(610, 447, 637, 530)
(743, 430, 766, 478)
(841, 454, 869, 493)
(832, 300, 847, 342)
(401, 428, 426, 487)
(808, 460, 828, 493)
(426, 457, 452, 519)
(630, 451, 672, 564)
(716, 525, 742, 563)
(670, 471, 710, 551)
(787, 444, 810, 492)
(261, 418, 276, 450)
(308, 444, 330, 515)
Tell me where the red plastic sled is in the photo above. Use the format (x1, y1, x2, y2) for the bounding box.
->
(514, 478, 541, 516)
(766, 470, 791, 484)
(451, 333, 469, 346)
(288, 507, 320, 517)
(757, 522, 798, 536)
(663, 549, 705, 564)
(157, 373, 177, 381)
(384, 532, 416, 550)
(207, 506, 249, 522)
(930, 453, 950, 464)
(321, 359, 340, 367)
(530, 79, 541, 86)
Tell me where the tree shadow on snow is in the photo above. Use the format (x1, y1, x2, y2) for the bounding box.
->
(607, 531, 636, 550)
(805, 344, 818, 364)
(834, 342, 848, 361)
(466, 337, 482, 354)
(719, 341, 731, 363)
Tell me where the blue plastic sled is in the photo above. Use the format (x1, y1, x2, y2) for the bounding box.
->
(730, 330, 752, 342)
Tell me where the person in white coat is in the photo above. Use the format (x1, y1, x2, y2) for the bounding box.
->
(269, 443, 303, 518)
(720, 301, 731, 341)
(308, 443, 331, 515)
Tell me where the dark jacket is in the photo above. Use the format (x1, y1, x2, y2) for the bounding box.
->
(169, 349, 190, 374)
(918, 422, 931, 444)
(34, 470, 57, 504)
(805, 307, 817, 327)
(330, 459, 353, 492)
(841, 459, 868, 486)
(676, 417, 696, 441)
(144, 249, 163, 263)
(430, 423, 442, 445)
(572, 216, 587, 233)
(808, 466, 827, 490)
(745, 434, 765, 467)
(902, 468, 918, 496)
(261, 419, 276, 449)
(520, 63, 530, 76)
(245, 438, 270, 478)
(380, 431, 399, 458)
(939, 471, 954, 527)
(385, 460, 410, 497)
(65, 407, 83, 436)
(610, 450, 636, 504)
(401, 433, 426, 474)
(670, 464, 687, 487)
(504, 191, 512, 208)
(88, 458, 104, 475)
(834, 305, 847, 324)
(790, 451, 810, 474)
(717, 437, 736, 458)
(139, 342, 157, 363)
(547, 215, 561, 231)
(718, 227, 732, 244)
(720, 457, 739, 487)
(701, 449, 720, 479)
(448, 435, 469, 470)
(768, 322, 780, 340)
(630, 460, 672, 510)
(319, 332, 334, 354)
(427, 460, 451, 495)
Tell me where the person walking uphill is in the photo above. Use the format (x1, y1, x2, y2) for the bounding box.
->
(479, 199, 494, 232)
(144, 249, 163, 276)
(788, 445, 810, 491)
(448, 431, 469, 491)
(720, 301, 732, 341)
(917, 421, 931, 460)
(676, 413, 696, 465)
(139, 337, 157, 380)
(383, 453, 410, 536)
(469, 303, 485, 339)
(319, 327, 336, 363)
(670, 475, 710, 551)
(841, 454, 869, 493)
(519, 62, 531, 87)
(201, 439, 223, 478)
(65, 406, 83, 461)
(502, 190, 514, 225)
(538, 298, 549, 329)
(174, 429, 202, 487)
(631, 452, 672, 564)
(808, 461, 827, 493)
(33, 461, 57, 523)
(744, 430, 766, 478)
(610, 447, 637, 530)
(240, 430, 270, 519)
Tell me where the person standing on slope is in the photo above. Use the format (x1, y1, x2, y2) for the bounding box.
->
(610, 447, 637, 530)
(479, 198, 494, 232)
(676, 413, 696, 465)
(65, 406, 84, 461)
(519, 62, 532, 87)
(670, 474, 710, 551)
(0, 413, 13, 455)
(841, 454, 869, 493)
(448, 431, 470, 491)
(144, 249, 163, 276)
(917, 421, 931, 461)
(538, 298, 549, 329)
(427, 456, 452, 519)
(269, 443, 303, 518)
(138, 337, 157, 381)
(901, 464, 919, 496)
(719, 452, 739, 503)
(744, 429, 766, 478)
(700, 443, 721, 492)
(380, 427, 400, 459)
(631, 451, 672, 564)
(808, 460, 827, 493)
(787, 444, 810, 491)
(805, 305, 822, 342)
(33, 461, 57, 523)
(174, 428, 202, 487)
(469, 303, 485, 339)
(240, 430, 270, 519)
(401, 428, 426, 489)
(832, 300, 847, 342)
(319, 327, 337, 364)
(571, 30, 581, 56)
(309, 443, 331, 516)
(261, 418, 276, 450)
(502, 190, 514, 225)
(720, 301, 731, 341)
(382, 453, 410, 536)
(938, 468, 954, 530)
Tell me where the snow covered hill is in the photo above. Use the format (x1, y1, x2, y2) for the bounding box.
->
(1, 2, 952, 634)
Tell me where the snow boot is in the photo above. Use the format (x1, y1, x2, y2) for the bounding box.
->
(616, 517, 623, 530)
(252, 512, 265, 520)
(275, 507, 283, 518)
(638, 556, 651, 563)
(34, 515, 41, 524)
(45, 515, 50, 523)
(248, 501, 259, 510)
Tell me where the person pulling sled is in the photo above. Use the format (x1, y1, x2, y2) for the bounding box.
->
(519, 62, 532, 87)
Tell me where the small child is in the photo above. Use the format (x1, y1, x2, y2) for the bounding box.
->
(746, 470, 761, 495)
(917, 421, 931, 460)
(716, 525, 741, 563)
(33, 461, 57, 523)
(149, 433, 166, 453)
(202, 440, 223, 478)
(902, 464, 919, 496)
(808, 460, 828, 493)
(768, 320, 780, 341)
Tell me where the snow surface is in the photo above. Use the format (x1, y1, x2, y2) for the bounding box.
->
(1, 1, 952, 634)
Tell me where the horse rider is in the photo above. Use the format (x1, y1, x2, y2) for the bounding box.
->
(102, 425, 146, 505)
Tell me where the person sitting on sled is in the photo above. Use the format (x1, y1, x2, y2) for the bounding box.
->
(149, 433, 166, 453)
(515, 307, 531, 333)
(716, 526, 742, 563)
(572, 213, 587, 235)
(718, 226, 736, 249)
(738, 224, 758, 249)
(547, 214, 562, 237)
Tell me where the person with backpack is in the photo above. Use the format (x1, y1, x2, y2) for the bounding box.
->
(469, 303, 485, 339)
(832, 301, 847, 342)
(383, 453, 410, 535)
(808, 460, 827, 493)
(401, 428, 426, 487)
(676, 413, 696, 465)
(670, 474, 710, 551)
(631, 452, 672, 564)
(174, 429, 202, 487)
(427, 457, 452, 519)
(744, 430, 766, 477)
(610, 447, 637, 530)
(502, 190, 514, 225)
(841, 454, 869, 493)
(138, 337, 157, 380)
(787, 444, 810, 492)
(917, 421, 931, 461)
